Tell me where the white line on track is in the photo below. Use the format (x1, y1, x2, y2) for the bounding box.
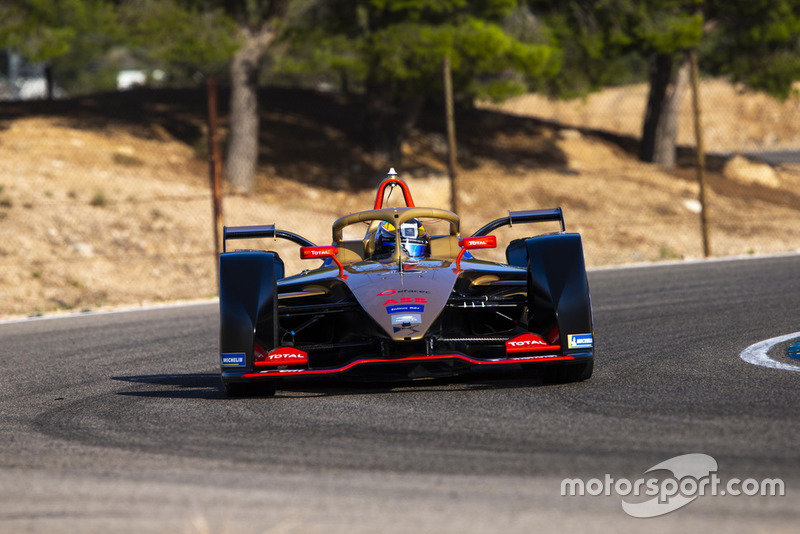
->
(740, 332, 800, 372)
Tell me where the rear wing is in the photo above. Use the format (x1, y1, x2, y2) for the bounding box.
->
(471, 208, 565, 237)
(222, 225, 315, 253)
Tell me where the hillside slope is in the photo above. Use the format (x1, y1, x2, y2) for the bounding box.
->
(0, 82, 798, 318)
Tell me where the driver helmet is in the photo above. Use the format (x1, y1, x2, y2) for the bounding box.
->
(374, 219, 430, 260)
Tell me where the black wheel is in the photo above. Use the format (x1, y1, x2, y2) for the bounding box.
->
(538, 359, 593, 384)
(222, 379, 278, 398)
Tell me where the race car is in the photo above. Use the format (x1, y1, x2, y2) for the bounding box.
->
(219, 169, 594, 396)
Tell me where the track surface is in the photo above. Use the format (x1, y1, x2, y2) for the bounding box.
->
(1, 255, 798, 533)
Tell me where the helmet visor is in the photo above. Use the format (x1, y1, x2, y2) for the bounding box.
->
(402, 239, 428, 260)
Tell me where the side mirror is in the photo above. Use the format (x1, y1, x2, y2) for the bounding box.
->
(300, 246, 345, 278)
(456, 235, 497, 270)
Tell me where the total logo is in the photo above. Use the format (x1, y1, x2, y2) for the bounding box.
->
(266, 351, 306, 361)
(255, 346, 309, 367)
(505, 333, 557, 353)
(507, 338, 546, 348)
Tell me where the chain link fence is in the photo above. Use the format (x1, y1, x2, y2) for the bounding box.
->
(1, 81, 798, 319)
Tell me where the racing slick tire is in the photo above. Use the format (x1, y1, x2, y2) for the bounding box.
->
(222, 379, 278, 398)
(536, 358, 594, 384)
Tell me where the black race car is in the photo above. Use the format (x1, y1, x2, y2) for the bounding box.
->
(219, 169, 594, 396)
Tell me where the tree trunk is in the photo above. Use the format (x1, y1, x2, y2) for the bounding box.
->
(640, 54, 672, 163)
(225, 24, 277, 192)
(640, 52, 691, 168)
(654, 52, 691, 168)
(45, 64, 54, 101)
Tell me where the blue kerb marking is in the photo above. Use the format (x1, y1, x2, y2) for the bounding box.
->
(788, 341, 800, 361)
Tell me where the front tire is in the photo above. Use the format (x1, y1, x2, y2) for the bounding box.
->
(222, 379, 278, 398)
(537, 359, 593, 384)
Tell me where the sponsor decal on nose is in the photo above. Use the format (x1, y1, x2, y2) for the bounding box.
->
(386, 304, 425, 314)
(391, 314, 421, 325)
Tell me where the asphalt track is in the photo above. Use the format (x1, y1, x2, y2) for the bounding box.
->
(1, 254, 798, 533)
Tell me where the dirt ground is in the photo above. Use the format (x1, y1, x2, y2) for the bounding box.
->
(484, 78, 800, 153)
(0, 80, 798, 319)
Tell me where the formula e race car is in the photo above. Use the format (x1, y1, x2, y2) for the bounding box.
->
(219, 169, 594, 396)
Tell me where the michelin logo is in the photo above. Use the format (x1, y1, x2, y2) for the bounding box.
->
(567, 333, 593, 349)
(220, 353, 246, 367)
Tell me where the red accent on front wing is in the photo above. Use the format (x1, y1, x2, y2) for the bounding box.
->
(507, 343, 562, 354)
(254, 346, 309, 367)
(241, 353, 575, 378)
(505, 333, 561, 354)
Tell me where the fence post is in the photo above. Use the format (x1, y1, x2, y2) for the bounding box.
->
(206, 77, 224, 279)
(689, 50, 711, 257)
